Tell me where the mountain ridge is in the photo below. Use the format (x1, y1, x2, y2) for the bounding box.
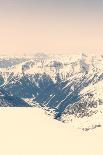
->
(0, 53, 103, 129)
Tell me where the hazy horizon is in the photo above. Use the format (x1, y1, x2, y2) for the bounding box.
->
(0, 0, 103, 55)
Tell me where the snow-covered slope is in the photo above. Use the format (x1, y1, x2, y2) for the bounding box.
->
(1, 108, 103, 155)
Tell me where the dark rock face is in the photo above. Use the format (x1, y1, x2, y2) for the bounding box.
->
(0, 74, 4, 86)
(0, 88, 31, 107)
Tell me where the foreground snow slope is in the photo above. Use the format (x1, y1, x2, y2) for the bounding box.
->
(0, 108, 103, 155)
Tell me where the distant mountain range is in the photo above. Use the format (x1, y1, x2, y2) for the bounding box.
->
(0, 53, 103, 130)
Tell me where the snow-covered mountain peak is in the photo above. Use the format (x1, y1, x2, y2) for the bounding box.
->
(0, 53, 103, 130)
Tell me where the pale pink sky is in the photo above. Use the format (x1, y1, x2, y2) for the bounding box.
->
(0, 0, 103, 55)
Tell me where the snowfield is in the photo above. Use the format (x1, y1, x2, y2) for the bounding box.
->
(0, 108, 103, 155)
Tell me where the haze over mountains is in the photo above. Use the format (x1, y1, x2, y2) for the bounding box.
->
(0, 53, 103, 130)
